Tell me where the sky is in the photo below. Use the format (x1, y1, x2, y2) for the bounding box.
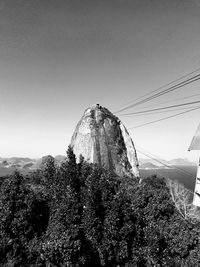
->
(1, 0, 200, 161)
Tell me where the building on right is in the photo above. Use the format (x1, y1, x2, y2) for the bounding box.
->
(189, 123, 200, 207)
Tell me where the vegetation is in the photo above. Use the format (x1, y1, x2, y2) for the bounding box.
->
(0, 147, 200, 266)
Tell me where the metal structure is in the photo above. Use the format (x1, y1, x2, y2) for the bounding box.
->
(189, 123, 200, 206)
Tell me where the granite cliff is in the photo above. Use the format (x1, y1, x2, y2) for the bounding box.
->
(70, 104, 139, 178)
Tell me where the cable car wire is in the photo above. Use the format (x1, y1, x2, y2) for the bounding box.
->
(128, 106, 200, 129)
(114, 67, 200, 112)
(120, 100, 200, 116)
(115, 74, 200, 114)
(123, 106, 199, 117)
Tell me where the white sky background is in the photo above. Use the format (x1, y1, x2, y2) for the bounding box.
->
(0, 0, 200, 161)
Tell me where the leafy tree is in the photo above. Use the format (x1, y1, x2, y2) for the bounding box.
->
(42, 147, 93, 266)
(0, 171, 49, 266)
(41, 155, 56, 183)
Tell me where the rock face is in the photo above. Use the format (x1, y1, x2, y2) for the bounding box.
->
(70, 104, 139, 177)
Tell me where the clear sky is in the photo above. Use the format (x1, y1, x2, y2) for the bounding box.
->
(1, 0, 200, 161)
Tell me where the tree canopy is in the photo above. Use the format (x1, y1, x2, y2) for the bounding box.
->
(0, 147, 200, 266)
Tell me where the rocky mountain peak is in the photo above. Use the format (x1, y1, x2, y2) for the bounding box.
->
(70, 104, 139, 178)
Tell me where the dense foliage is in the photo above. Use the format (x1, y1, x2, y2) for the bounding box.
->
(0, 147, 200, 266)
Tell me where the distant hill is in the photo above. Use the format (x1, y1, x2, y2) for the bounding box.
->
(140, 162, 158, 169)
(23, 163, 34, 169)
(167, 158, 196, 166)
(0, 155, 68, 177)
(139, 158, 165, 167)
(139, 158, 196, 167)
(54, 155, 67, 165)
(8, 157, 33, 163)
(0, 157, 39, 176)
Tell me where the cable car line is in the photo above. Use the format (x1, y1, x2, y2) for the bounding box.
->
(123, 106, 199, 117)
(128, 106, 200, 129)
(114, 66, 200, 113)
(135, 93, 200, 111)
(120, 100, 200, 116)
(115, 74, 200, 114)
